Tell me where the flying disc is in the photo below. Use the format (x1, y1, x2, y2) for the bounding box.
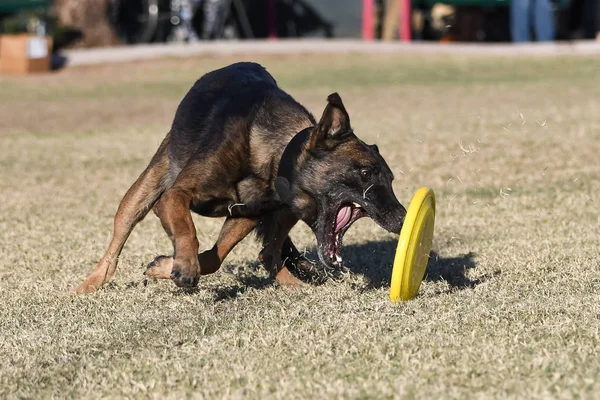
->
(390, 187, 436, 301)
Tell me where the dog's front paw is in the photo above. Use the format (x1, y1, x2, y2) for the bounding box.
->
(287, 256, 327, 284)
(170, 258, 200, 288)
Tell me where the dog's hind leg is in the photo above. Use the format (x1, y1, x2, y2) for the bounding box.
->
(145, 217, 258, 280)
(73, 134, 171, 294)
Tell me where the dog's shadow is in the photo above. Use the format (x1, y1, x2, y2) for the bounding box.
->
(342, 240, 485, 290)
(209, 239, 490, 301)
(209, 263, 273, 302)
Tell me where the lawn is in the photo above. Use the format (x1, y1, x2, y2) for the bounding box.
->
(0, 53, 599, 399)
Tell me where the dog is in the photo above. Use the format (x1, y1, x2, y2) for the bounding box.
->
(74, 62, 406, 293)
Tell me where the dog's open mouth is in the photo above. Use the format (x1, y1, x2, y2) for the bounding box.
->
(325, 202, 367, 266)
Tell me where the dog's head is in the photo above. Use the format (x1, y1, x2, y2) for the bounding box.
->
(276, 93, 406, 268)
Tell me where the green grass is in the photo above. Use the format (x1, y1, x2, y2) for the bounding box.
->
(1, 53, 599, 399)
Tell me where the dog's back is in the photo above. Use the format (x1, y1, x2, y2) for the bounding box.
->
(168, 62, 315, 182)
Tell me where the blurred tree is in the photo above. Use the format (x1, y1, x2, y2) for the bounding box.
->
(55, 0, 120, 47)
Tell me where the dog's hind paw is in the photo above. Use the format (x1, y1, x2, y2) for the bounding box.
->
(144, 255, 174, 280)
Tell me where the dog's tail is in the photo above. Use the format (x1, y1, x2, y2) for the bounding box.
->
(73, 133, 172, 293)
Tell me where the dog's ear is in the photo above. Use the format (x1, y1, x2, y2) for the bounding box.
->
(310, 93, 352, 148)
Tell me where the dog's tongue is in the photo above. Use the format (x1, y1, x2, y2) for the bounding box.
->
(335, 205, 352, 232)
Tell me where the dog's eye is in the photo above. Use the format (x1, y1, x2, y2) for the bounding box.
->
(360, 168, 372, 181)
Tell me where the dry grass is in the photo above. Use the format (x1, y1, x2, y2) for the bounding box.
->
(1, 53, 599, 399)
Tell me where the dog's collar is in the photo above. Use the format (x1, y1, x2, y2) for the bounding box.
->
(275, 127, 312, 205)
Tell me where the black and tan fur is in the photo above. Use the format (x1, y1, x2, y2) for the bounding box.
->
(74, 62, 406, 293)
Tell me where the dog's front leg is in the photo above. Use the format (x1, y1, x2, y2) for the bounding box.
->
(156, 188, 200, 287)
(145, 217, 259, 279)
(281, 237, 323, 283)
(257, 210, 304, 287)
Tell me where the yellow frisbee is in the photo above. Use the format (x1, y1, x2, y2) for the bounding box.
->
(390, 187, 436, 301)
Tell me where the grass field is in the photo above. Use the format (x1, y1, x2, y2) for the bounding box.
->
(1, 53, 599, 399)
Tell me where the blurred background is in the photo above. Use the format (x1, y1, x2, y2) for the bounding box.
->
(1, 0, 599, 52)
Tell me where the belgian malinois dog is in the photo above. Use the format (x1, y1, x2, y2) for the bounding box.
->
(74, 62, 406, 293)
